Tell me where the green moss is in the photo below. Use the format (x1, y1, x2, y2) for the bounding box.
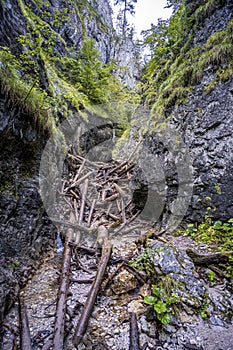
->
(142, 5, 233, 123)
(177, 217, 233, 277)
(0, 47, 58, 135)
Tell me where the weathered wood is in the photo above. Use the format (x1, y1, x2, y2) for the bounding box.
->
(186, 249, 233, 266)
(71, 171, 93, 188)
(51, 233, 72, 350)
(96, 225, 109, 247)
(76, 245, 96, 255)
(87, 199, 96, 227)
(50, 218, 92, 234)
(101, 262, 124, 290)
(79, 178, 88, 224)
(124, 264, 146, 285)
(18, 294, 32, 350)
(129, 312, 140, 350)
(105, 193, 119, 202)
(113, 210, 140, 234)
(68, 154, 101, 168)
(73, 243, 112, 346)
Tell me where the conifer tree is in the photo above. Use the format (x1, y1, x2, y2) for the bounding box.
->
(62, 39, 113, 104)
(114, 0, 137, 36)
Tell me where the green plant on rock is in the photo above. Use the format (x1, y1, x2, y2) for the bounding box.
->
(142, 2, 233, 121)
(129, 248, 155, 277)
(183, 217, 233, 250)
(177, 217, 233, 277)
(61, 39, 114, 104)
(207, 270, 216, 285)
(144, 286, 178, 325)
(0, 46, 58, 135)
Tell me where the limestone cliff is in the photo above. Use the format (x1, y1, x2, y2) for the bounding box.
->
(122, 0, 233, 226)
(0, 0, 116, 325)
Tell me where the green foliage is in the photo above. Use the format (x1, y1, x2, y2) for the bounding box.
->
(0, 46, 58, 134)
(177, 217, 233, 277)
(129, 248, 155, 276)
(207, 270, 216, 285)
(142, 2, 233, 120)
(144, 286, 178, 325)
(61, 39, 113, 104)
(182, 217, 233, 252)
(1, 0, 139, 136)
(114, 0, 137, 36)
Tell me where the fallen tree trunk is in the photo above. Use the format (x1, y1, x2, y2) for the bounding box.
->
(73, 242, 111, 346)
(51, 227, 73, 350)
(129, 312, 140, 350)
(186, 249, 233, 266)
(19, 294, 32, 350)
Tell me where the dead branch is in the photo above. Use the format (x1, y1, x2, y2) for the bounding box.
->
(71, 171, 93, 188)
(129, 312, 140, 350)
(87, 199, 96, 227)
(101, 262, 124, 290)
(51, 226, 73, 350)
(18, 294, 32, 350)
(79, 178, 89, 224)
(186, 249, 233, 266)
(76, 245, 96, 255)
(124, 264, 147, 285)
(68, 154, 101, 168)
(74, 159, 85, 182)
(73, 242, 112, 346)
(105, 193, 119, 202)
(113, 210, 140, 234)
(50, 218, 92, 234)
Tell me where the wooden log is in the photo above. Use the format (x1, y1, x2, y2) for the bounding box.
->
(73, 242, 112, 346)
(71, 171, 93, 188)
(19, 294, 32, 350)
(114, 183, 126, 197)
(105, 193, 119, 202)
(74, 199, 79, 222)
(87, 199, 96, 227)
(101, 262, 124, 290)
(129, 312, 140, 350)
(186, 249, 233, 266)
(51, 232, 72, 350)
(50, 218, 92, 234)
(79, 178, 89, 224)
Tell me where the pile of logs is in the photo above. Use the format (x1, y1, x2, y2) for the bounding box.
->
(16, 147, 149, 349)
(58, 146, 141, 238)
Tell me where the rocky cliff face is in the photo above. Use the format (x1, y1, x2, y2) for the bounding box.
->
(121, 0, 233, 228)
(160, 0, 233, 224)
(0, 0, 116, 325)
(0, 0, 114, 62)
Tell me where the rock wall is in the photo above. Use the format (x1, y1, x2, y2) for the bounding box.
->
(0, 93, 56, 324)
(161, 1, 233, 223)
(118, 0, 233, 227)
(0, 0, 116, 326)
(0, 0, 114, 62)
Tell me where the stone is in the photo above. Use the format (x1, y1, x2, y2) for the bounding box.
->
(111, 269, 137, 295)
(128, 299, 146, 315)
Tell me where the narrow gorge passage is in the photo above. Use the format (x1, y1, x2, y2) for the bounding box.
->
(2, 145, 233, 350)
(0, 0, 233, 349)
(1, 145, 155, 349)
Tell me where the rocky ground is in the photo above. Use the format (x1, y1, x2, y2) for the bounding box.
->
(1, 230, 232, 350)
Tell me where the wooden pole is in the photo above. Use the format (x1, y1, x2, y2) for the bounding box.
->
(19, 294, 32, 350)
(73, 242, 111, 346)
